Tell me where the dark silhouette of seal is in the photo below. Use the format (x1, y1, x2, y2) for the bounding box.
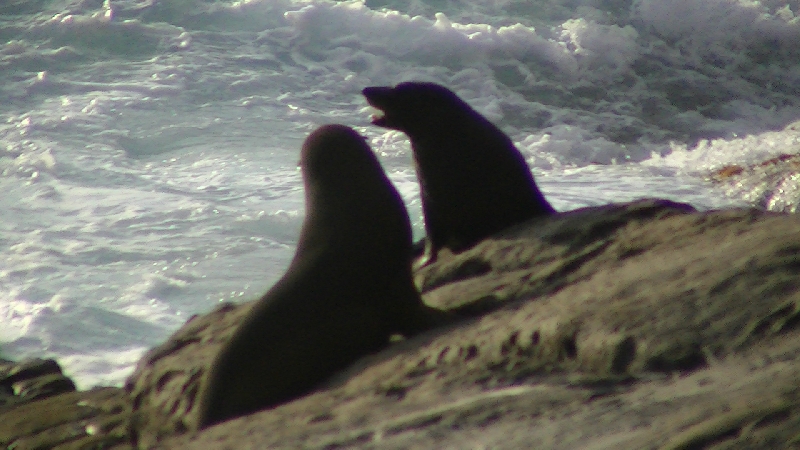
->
(195, 124, 448, 428)
(363, 82, 555, 263)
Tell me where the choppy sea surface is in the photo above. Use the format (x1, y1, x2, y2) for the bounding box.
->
(1, 0, 799, 389)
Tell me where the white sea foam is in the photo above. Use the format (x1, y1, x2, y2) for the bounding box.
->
(0, 0, 798, 388)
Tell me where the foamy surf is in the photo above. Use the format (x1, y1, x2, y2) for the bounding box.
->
(0, 0, 798, 388)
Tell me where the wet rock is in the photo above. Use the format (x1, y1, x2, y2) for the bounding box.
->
(1, 358, 75, 407)
(0, 358, 131, 449)
(711, 151, 800, 213)
(6, 198, 800, 449)
(125, 199, 800, 449)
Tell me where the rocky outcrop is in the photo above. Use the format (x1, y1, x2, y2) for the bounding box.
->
(126, 302, 255, 447)
(711, 151, 800, 213)
(0, 358, 130, 449)
(5, 198, 800, 449)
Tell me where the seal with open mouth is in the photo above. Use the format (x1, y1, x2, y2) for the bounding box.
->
(363, 82, 555, 263)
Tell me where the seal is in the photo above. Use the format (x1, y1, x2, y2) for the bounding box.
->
(195, 124, 448, 428)
(363, 82, 555, 263)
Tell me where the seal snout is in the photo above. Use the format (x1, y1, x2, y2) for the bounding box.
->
(362, 86, 393, 106)
(362, 86, 394, 126)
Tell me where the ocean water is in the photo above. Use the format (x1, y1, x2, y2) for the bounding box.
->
(1, 0, 799, 389)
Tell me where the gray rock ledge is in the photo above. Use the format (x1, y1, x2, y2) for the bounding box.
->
(5, 198, 800, 449)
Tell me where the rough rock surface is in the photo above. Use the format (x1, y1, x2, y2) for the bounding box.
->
(710, 150, 800, 213)
(6, 198, 800, 449)
(127, 302, 256, 447)
(0, 358, 130, 449)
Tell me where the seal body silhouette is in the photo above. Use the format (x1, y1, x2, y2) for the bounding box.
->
(195, 124, 446, 428)
(363, 82, 555, 262)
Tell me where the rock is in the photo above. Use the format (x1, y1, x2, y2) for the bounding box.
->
(122, 198, 800, 449)
(1, 358, 75, 406)
(5, 198, 800, 448)
(125, 302, 253, 446)
(0, 358, 131, 449)
(710, 152, 800, 213)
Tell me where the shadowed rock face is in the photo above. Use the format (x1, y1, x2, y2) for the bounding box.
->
(363, 82, 555, 262)
(0, 358, 131, 449)
(6, 199, 800, 449)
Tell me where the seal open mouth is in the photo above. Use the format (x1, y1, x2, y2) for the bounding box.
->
(367, 107, 387, 127)
(362, 86, 394, 127)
